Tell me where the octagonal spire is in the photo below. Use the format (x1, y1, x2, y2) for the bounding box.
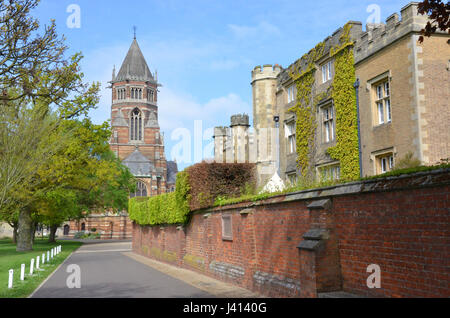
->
(115, 39, 154, 82)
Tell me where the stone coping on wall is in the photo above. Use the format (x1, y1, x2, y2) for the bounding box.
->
(204, 168, 450, 214)
(76, 213, 129, 218)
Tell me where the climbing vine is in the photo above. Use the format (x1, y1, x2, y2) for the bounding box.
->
(289, 23, 360, 181)
(288, 42, 325, 177)
(327, 23, 360, 181)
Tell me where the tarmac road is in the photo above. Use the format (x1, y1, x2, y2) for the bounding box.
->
(30, 241, 213, 298)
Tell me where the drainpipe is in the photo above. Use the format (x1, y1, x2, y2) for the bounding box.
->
(354, 78, 363, 178)
(273, 116, 280, 175)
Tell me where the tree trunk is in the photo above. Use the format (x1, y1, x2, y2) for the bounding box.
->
(8, 222, 18, 244)
(16, 209, 33, 251)
(32, 222, 37, 244)
(13, 225, 17, 244)
(48, 225, 58, 243)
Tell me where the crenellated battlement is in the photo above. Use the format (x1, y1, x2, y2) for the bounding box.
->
(213, 127, 229, 138)
(277, 21, 363, 85)
(251, 64, 282, 83)
(231, 114, 250, 127)
(354, 2, 430, 64)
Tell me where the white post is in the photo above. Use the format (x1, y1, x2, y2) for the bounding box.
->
(8, 270, 13, 289)
(30, 258, 34, 275)
(36, 256, 40, 269)
(20, 264, 25, 281)
(47, 251, 50, 262)
(42, 253, 45, 264)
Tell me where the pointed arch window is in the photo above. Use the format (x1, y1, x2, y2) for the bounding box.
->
(117, 88, 126, 100)
(130, 108, 143, 141)
(130, 180, 148, 198)
(131, 87, 143, 100)
(147, 89, 154, 102)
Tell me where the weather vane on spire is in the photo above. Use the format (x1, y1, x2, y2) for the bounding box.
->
(133, 26, 137, 39)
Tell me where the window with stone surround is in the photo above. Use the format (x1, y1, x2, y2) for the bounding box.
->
(130, 108, 143, 141)
(131, 87, 143, 100)
(285, 121, 296, 154)
(222, 214, 232, 241)
(287, 85, 295, 103)
(377, 153, 394, 174)
(130, 180, 148, 198)
(287, 172, 298, 185)
(321, 61, 333, 83)
(321, 104, 335, 143)
(147, 89, 155, 102)
(371, 148, 395, 175)
(374, 79, 391, 125)
(117, 88, 126, 100)
(317, 163, 340, 182)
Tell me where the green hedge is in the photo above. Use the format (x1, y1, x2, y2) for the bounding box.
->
(128, 162, 256, 225)
(128, 170, 191, 226)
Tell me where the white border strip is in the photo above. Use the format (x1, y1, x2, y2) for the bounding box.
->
(28, 246, 81, 298)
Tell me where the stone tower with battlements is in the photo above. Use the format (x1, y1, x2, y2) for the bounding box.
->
(214, 114, 255, 164)
(251, 64, 282, 185)
(230, 114, 251, 164)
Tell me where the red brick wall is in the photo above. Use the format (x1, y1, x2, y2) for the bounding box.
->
(132, 170, 450, 298)
(334, 186, 450, 297)
(68, 215, 132, 240)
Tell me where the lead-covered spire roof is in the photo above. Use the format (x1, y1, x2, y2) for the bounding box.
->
(115, 39, 154, 82)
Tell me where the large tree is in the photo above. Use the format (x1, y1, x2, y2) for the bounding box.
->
(0, 0, 104, 251)
(35, 119, 136, 243)
(0, 0, 100, 213)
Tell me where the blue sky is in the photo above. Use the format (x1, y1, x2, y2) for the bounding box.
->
(34, 0, 410, 170)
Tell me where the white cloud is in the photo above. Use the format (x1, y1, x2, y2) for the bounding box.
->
(228, 21, 281, 39)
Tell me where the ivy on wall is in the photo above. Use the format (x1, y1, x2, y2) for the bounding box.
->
(327, 23, 360, 181)
(288, 42, 325, 177)
(128, 170, 191, 226)
(289, 23, 360, 181)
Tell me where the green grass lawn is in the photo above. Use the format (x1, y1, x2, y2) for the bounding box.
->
(0, 238, 82, 298)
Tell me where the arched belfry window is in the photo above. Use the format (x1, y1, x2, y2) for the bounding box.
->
(147, 89, 154, 102)
(130, 180, 148, 198)
(130, 108, 143, 141)
(131, 88, 143, 100)
(116, 88, 126, 100)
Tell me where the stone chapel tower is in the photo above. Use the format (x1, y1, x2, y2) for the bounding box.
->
(109, 37, 173, 197)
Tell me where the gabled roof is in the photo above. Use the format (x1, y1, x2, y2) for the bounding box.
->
(122, 149, 155, 177)
(115, 39, 154, 82)
(112, 108, 128, 127)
